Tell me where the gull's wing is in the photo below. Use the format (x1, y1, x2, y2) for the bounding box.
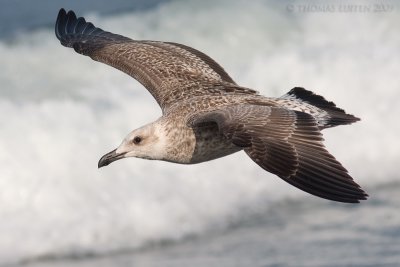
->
(55, 9, 251, 111)
(190, 105, 368, 203)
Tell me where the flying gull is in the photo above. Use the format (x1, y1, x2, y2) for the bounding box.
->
(55, 9, 368, 203)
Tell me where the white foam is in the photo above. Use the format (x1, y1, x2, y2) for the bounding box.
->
(0, 0, 399, 263)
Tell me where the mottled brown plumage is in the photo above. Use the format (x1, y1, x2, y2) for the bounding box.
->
(56, 9, 367, 203)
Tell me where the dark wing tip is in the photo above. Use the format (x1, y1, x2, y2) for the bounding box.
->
(55, 8, 131, 53)
(55, 8, 67, 41)
(283, 155, 369, 203)
(55, 8, 88, 47)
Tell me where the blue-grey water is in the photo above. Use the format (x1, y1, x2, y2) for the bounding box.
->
(0, 0, 399, 266)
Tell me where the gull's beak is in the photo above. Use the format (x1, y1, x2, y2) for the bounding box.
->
(98, 149, 126, 168)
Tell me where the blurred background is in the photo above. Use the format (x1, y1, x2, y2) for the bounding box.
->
(0, 0, 399, 266)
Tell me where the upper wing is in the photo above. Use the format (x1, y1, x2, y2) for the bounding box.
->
(55, 9, 241, 111)
(190, 105, 368, 203)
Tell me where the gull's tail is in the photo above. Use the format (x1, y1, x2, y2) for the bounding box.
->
(281, 87, 360, 129)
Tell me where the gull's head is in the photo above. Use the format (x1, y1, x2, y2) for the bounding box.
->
(98, 122, 166, 168)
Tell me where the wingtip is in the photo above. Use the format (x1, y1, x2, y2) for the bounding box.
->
(66, 10, 77, 20)
(58, 8, 66, 16)
(55, 8, 79, 44)
(348, 188, 369, 203)
(354, 116, 361, 122)
(55, 8, 68, 41)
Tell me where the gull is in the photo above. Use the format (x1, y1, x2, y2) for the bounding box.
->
(55, 9, 368, 203)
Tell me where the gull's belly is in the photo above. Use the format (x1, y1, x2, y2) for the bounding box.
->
(188, 126, 242, 164)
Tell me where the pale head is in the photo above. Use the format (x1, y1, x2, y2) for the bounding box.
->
(98, 122, 167, 168)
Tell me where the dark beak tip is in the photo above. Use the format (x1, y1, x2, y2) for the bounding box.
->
(97, 157, 109, 169)
(97, 160, 107, 169)
(98, 148, 125, 169)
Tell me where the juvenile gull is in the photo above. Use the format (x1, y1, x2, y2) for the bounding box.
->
(55, 9, 368, 203)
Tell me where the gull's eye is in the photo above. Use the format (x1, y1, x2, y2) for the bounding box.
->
(133, 136, 142, 144)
